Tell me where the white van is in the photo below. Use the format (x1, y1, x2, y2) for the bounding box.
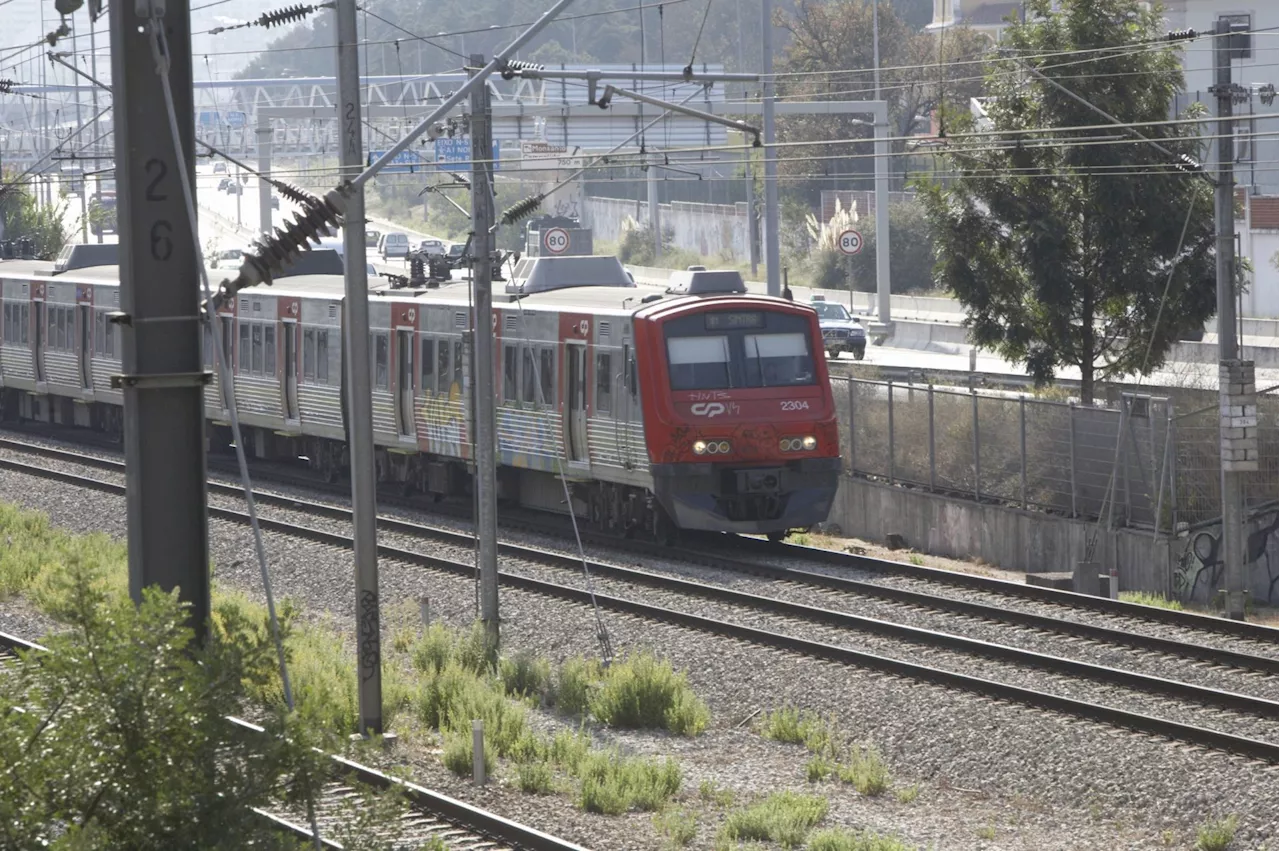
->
(378, 232, 410, 260)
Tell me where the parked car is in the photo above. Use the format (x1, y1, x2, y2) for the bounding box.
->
(217, 177, 232, 192)
(271, 195, 280, 210)
(365, 229, 382, 248)
(226, 182, 243, 195)
(213, 162, 227, 174)
(445, 243, 467, 268)
(377, 232, 410, 260)
(810, 295, 866, 360)
(415, 238, 445, 257)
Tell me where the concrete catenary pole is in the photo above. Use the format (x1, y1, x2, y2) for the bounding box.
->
(335, 0, 383, 733)
(1213, 19, 1256, 620)
(109, 0, 211, 641)
(257, 113, 272, 234)
(89, 17, 103, 243)
(761, 0, 780, 296)
(647, 158, 662, 259)
(468, 55, 500, 648)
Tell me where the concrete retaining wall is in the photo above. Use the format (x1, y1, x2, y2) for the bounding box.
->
(832, 475, 1173, 595)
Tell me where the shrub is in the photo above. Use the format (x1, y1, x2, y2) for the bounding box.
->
(759, 707, 830, 754)
(442, 731, 494, 778)
(556, 656, 601, 716)
(588, 652, 710, 735)
(515, 760, 554, 794)
(1195, 815, 1239, 851)
(549, 727, 592, 773)
(719, 792, 829, 849)
(808, 828, 914, 851)
(500, 649, 553, 702)
(416, 662, 529, 756)
(654, 808, 698, 847)
(698, 780, 735, 808)
(806, 756, 835, 782)
(838, 745, 890, 797)
(410, 622, 456, 674)
(577, 750, 682, 815)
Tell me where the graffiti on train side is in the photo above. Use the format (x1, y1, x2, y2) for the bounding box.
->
(419, 385, 466, 453)
(497, 406, 561, 470)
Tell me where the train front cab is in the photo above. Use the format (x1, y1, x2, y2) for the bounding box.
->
(636, 294, 841, 536)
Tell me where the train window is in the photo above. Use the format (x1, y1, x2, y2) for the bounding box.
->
(251, 324, 263, 375)
(315, 330, 329, 384)
(595, 353, 612, 414)
(503, 345, 518, 402)
(2, 303, 9, 342)
(202, 322, 212, 365)
(220, 317, 232, 368)
(303, 328, 315, 380)
(21, 305, 29, 345)
(539, 348, 554, 406)
(420, 337, 434, 393)
(239, 322, 250, 372)
(521, 347, 537, 405)
(374, 333, 389, 390)
(453, 340, 463, 392)
(264, 324, 277, 376)
(436, 339, 450, 394)
(743, 333, 814, 387)
(666, 336, 731, 391)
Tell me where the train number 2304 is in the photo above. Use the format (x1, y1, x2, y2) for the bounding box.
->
(780, 400, 810, 411)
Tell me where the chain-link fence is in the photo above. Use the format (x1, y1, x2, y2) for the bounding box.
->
(1171, 387, 1280, 529)
(839, 377, 1273, 534)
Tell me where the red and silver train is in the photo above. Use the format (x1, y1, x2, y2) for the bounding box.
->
(0, 253, 840, 540)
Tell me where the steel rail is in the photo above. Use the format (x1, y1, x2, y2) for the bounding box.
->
(0, 460, 1273, 763)
(0, 632, 587, 851)
(0, 434, 1272, 673)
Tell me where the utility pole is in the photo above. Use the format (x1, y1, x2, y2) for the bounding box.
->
(257, 114, 273, 234)
(335, 0, 383, 734)
(761, 0, 780, 296)
(1213, 18, 1256, 621)
(647, 157, 661, 259)
(109, 0, 211, 640)
(468, 55, 500, 649)
(745, 127, 758, 277)
(89, 18, 102, 243)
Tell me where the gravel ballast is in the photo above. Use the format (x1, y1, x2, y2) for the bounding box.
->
(0, 464, 1275, 850)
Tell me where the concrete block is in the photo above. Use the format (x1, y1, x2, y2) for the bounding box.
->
(1028, 572, 1075, 591)
(1073, 561, 1101, 595)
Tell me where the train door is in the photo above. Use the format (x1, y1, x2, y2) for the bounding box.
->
(78, 304, 92, 389)
(564, 341, 588, 463)
(282, 320, 299, 422)
(396, 328, 415, 438)
(31, 298, 45, 383)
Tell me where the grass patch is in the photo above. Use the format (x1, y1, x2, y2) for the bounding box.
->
(653, 808, 698, 847)
(908, 553, 925, 566)
(808, 828, 914, 851)
(515, 760, 555, 794)
(578, 750, 682, 815)
(759, 706, 831, 754)
(895, 784, 920, 804)
(0, 502, 127, 606)
(837, 745, 891, 796)
(500, 649, 553, 702)
(976, 824, 996, 840)
(555, 655, 602, 716)
(1195, 815, 1239, 851)
(1120, 591, 1185, 611)
(719, 791, 829, 849)
(442, 730, 495, 778)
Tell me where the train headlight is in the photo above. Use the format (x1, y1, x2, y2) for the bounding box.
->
(693, 440, 708, 455)
(780, 436, 818, 452)
(802, 435, 818, 451)
(717, 441, 731, 454)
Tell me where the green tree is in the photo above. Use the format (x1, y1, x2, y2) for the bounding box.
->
(918, 0, 1215, 403)
(774, 0, 989, 195)
(847, 200, 937, 293)
(0, 173, 69, 258)
(0, 560, 329, 850)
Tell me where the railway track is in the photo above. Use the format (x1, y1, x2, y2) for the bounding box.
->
(0, 630, 586, 851)
(0, 438, 1276, 764)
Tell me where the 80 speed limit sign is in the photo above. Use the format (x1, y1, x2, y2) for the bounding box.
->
(543, 227, 571, 254)
(837, 229, 863, 255)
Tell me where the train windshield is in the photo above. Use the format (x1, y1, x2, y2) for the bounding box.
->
(664, 311, 816, 391)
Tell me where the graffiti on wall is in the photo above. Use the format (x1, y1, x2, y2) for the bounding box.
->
(1173, 510, 1278, 605)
